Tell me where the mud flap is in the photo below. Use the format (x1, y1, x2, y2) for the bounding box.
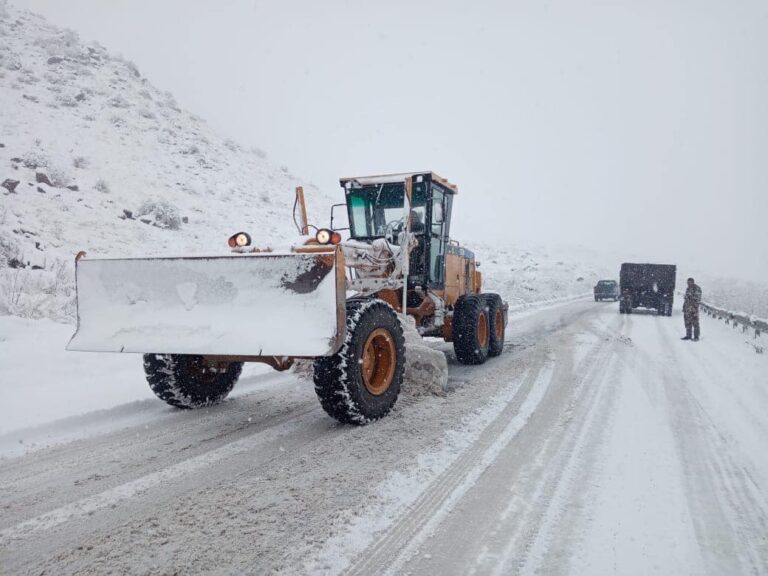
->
(67, 250, 346, 357)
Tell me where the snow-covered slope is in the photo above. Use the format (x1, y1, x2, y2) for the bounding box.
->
(476, 242, 617, 308)
(0, 2, 336, 320)
(695, 276, 768, 319)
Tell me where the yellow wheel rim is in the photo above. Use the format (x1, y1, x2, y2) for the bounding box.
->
(478, 312, 489, 348)
(362, 328, 396, 396)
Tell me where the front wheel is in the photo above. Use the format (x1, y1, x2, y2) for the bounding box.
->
(143, 354, 242, 408)
(313, 299, 405, 425)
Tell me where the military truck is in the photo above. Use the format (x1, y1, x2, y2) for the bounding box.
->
(619, 263, 676, 315)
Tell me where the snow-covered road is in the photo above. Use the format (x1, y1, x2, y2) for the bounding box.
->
(1, 300, 766, 575)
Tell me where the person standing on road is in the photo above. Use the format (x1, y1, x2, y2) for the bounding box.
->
(682, 277, 702, 341)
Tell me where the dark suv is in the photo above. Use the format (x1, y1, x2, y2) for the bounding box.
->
(594, 280, 619, 301)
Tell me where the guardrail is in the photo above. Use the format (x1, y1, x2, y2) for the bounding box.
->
(700, 301, 766, 348)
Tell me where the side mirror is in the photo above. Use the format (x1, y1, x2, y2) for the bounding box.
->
(433, 202, 444, 224)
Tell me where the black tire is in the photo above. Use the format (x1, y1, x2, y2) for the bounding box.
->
(453, 294, 490, 365)
(143, 354, 242, 409)
(313, 299, 405, 425)
(485, 293, 505, 357)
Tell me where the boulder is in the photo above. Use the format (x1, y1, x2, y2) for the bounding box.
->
(2, 178, 20, 193)
(47, 56, 64, 65)
(35, 172, 53, 186)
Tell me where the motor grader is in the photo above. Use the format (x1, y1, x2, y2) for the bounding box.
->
(68, 172, 508, 424)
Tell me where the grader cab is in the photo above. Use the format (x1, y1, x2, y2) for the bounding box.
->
(68, 172, 507, 424)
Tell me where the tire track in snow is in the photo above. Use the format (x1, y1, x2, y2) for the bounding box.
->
(340, 345, 555, 576)
(377, 313, 621, 576)
(0, 374, 313, 526)
(497, 343, 623, 576)
(342, 313, 623, 576)
(653, 320, 768, 575)
(464, 318, 621, 575)
(0, 406, 320, 546)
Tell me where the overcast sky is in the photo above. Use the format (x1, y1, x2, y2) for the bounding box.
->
(14, 0, 768, 282)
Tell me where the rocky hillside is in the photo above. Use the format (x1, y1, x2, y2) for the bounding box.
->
(0, 2, 336, 319)
(475, 242, 613, 308)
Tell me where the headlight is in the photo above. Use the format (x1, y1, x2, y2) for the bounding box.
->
(228, 232, 252, 248)
(316, 229, 332, 244)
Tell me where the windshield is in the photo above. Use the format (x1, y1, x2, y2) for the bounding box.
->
(346, 182, 427, 239)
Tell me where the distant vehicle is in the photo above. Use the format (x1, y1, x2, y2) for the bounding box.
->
(619, 263, 676, 316)
(594, 280, 619, 301)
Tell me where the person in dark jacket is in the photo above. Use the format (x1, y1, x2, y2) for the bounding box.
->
(682, 277, 702, 341)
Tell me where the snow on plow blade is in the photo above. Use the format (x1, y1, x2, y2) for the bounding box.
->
(67, 250, 346, 357)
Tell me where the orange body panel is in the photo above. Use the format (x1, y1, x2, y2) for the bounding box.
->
(444, 253, 464, 305)
(376, 289, 401, 312)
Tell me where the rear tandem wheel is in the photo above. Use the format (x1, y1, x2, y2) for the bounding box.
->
(485, 293, 506, 357)
(453, 294, 491, 365)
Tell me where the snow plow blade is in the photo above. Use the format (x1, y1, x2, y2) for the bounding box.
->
(67, 249, 346, 357)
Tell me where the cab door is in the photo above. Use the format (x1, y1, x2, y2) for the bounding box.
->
(428, 186, 450, 288)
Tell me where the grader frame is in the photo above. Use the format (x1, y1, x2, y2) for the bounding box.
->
(68, 171, 507, 424)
